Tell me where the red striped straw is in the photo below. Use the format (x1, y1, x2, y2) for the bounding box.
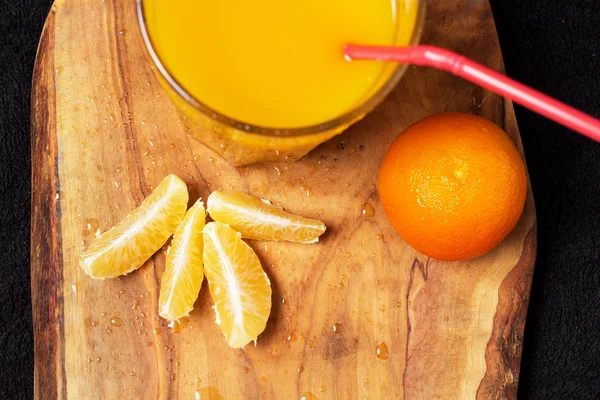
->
(345, 44, 600, 143)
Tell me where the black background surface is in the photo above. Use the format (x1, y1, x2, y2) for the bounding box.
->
(1, 0, 599, 399)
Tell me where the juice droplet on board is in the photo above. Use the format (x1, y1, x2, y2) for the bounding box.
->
(361, 203, 375, 217)
(287, 332, 298, 342)
(301, 392, 319, 400)
(195, 386, 223, 400)
(376, 342, 389, 360)
(168, 319, 189, 334)
(110, 317, 124, 327)
(81, 218, 101, 244)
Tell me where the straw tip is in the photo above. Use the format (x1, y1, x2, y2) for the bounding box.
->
(343, 44, 356, 61)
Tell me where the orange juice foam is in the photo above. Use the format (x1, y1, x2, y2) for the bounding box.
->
(143, 0, 418, 129)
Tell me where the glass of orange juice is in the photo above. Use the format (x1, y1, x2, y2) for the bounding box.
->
(138, 0, 424, 166)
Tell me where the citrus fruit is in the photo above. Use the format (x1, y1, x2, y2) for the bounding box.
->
(206, 191, 326, 243)
(80, 174, 189, 278)
(202, 221, 272, 348)
(159, 199, 206, 321)
(378, 112, 527, 261)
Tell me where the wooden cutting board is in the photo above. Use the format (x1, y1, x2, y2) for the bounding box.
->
(31, 0, 537, 399)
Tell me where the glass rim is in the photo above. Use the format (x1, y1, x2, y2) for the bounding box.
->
(136, 0, 426, 138)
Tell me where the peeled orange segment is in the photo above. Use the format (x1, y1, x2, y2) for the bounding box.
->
(159, 199, 206, 321)
(206, 191, 326, 243)
(202, 222, 272, 348)
(80, 175, 188, 279)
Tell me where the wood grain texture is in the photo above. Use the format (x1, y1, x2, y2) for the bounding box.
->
(30, 0, 537, 399)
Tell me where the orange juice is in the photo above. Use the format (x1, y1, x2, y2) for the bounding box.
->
(140, 0, 422, 164)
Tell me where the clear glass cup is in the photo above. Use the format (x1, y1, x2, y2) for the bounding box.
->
(137, 0, 425, 166)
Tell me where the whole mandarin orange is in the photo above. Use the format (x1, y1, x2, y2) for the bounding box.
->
(378, 112, 527, 261)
